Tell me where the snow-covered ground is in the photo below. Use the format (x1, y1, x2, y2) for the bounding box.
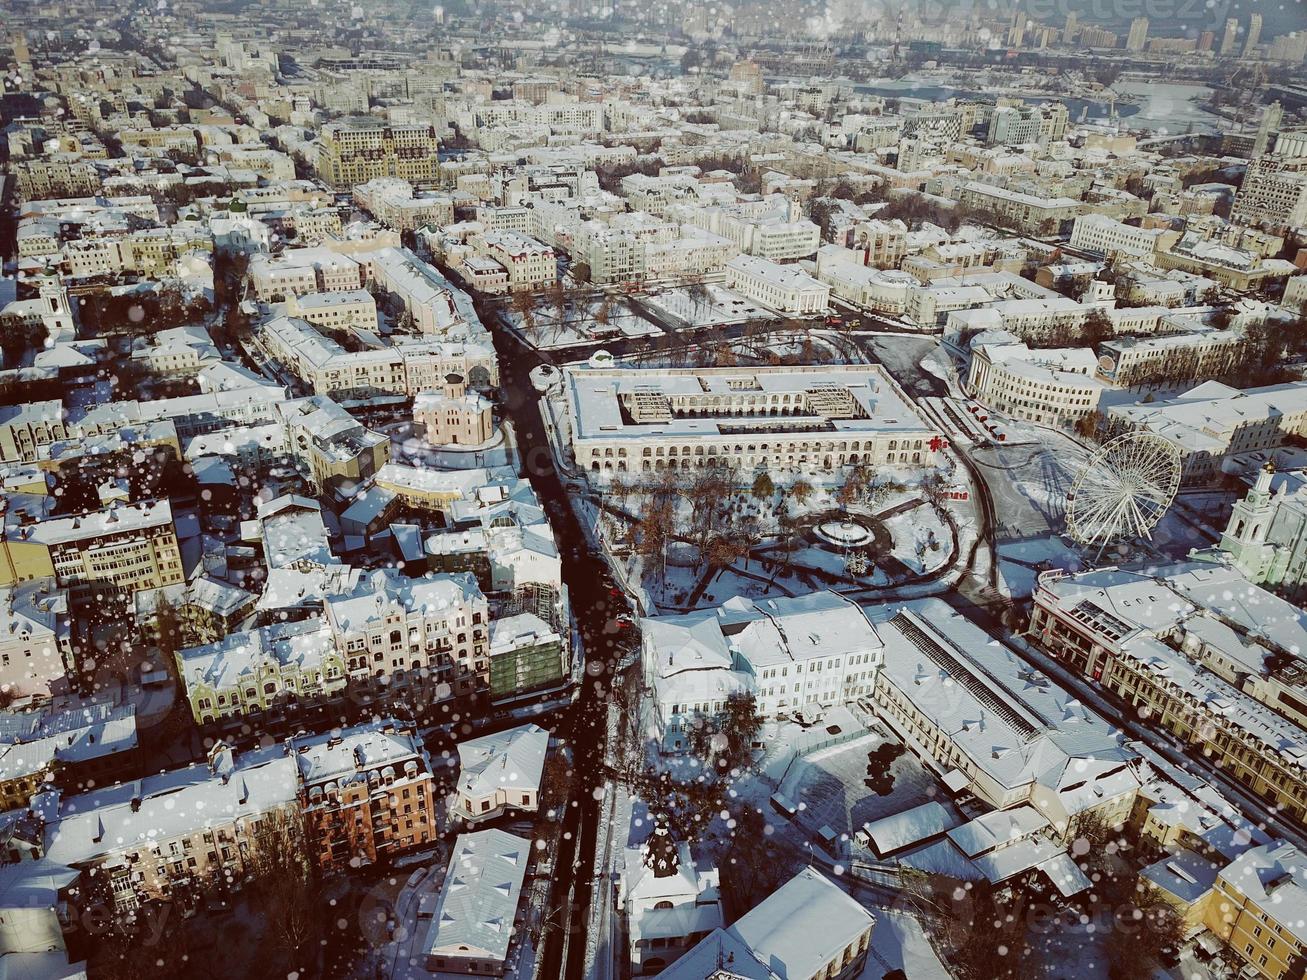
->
(973, 435, 1094, 542)
(996, 535, 1085, 599)
(636, 283, 770, 327)
(741, 731, 949, 843)
(502, 294, 662, 349)
(883, 503, 949, 575)
(855, 335, 950, 401)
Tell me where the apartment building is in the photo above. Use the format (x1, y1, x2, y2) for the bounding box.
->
(1031, 562, 1307, 820)
(724, 254, 830, 314)
(958, 182, 1082, 235)
(475, 231, 557, 292)
(847, 217, 908, 268)
(966, 341, 1103, 427)
(287, 289, 379, 333)
(1106, 381, 1307, 484)
(565, 364, 938, 483)
(13, 157, 101, 199)
(1155, 233, 1297, 291)
(322, 568, 489, 697)
(1095, 330, 1245, 387)
(673, 195, 821, 261)
(0, 579, 73, 697)
(488, 613, 566, 701)
(353, 178, 454, 231)
(250, 248, 363, 299)
(316, 119, 441, 188)
(0, 697, 137, 809)
(293, 722, 439, 872)
(139, 576, 257, 647)
(1232, 156, 1307, 229)
(42, 747, 301, 918)
(129, 325, 219, 376)
(180, 618, 346, 728)
(1069, 213, 1174, 258)
(0, 402, 67, 464)
(366, 246, 494, 341)
(0, 499, 184, 605)
(1209, 843, 1307, 980)
(259, 314, 496, 402)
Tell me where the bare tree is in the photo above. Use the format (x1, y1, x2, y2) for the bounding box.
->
(250, 809, 322, 975)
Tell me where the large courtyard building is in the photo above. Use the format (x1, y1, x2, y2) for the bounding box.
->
(316, 119, 441, 188)
(1031, 561, 1307, 820)
(561, 364, 940, 482)
(1106, 381, 1307, 484)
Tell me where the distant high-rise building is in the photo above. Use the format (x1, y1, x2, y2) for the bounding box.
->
(10, 31, 29, 68)
(1063, 12, 1078, 44)
(1197, 31, 1215, 53)
(1254, 100, 1284, 157)
(1244, 13, 1263, 56)
(1126, 16, 1150, 51)
(1220, 17, 1239, 55)
(1080, 26, 1118, 49)
(1267, 32, 1307, 64)
(1007, 11, 1026, 48)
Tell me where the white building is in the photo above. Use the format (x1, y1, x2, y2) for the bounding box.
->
(250, 248, 362, 299)
(641, 592, 883, 752)
(287, 290, 378, 333)
(423, 828, 530, 976)
(815, 246, 916, 314)
(1217, 462, 1307, 592)
(622, 824, 723, 976)
(0, 579, 73, 698)
(1069, 213, 1174, 258)
(477, 231, 557, 292)
(353, 178, 454, 232)
(659, 867, 874, 980)
(673, 195, 821, 261)
(869, 598, 1139, 834)
(449, 723, 548, 825)
(563, 364, 939, 483)
(724, 254, 829, 315)
(1107, 380, 1307, 484)
(966, 341, 1103, 427)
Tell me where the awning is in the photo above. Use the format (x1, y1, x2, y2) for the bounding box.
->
(1039, 852, 1092, 897)
(942, 769, 970, 793)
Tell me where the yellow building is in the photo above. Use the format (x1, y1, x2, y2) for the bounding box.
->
(1032, 565, 1307, 821)
(1207, 843, 1307, 979)
(0, 499, 184, 605)
(316, 120, 440, 188)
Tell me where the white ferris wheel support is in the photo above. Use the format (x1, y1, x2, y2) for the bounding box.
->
(1065, 432, 1181, 558)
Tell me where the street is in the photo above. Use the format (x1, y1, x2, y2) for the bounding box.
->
(483, 305, 624, 980)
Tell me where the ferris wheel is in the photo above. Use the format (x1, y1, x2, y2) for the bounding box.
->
(1065, 432, 1181, 555)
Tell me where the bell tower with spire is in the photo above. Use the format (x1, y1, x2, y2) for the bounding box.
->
(1220, 460, 1283, 582)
